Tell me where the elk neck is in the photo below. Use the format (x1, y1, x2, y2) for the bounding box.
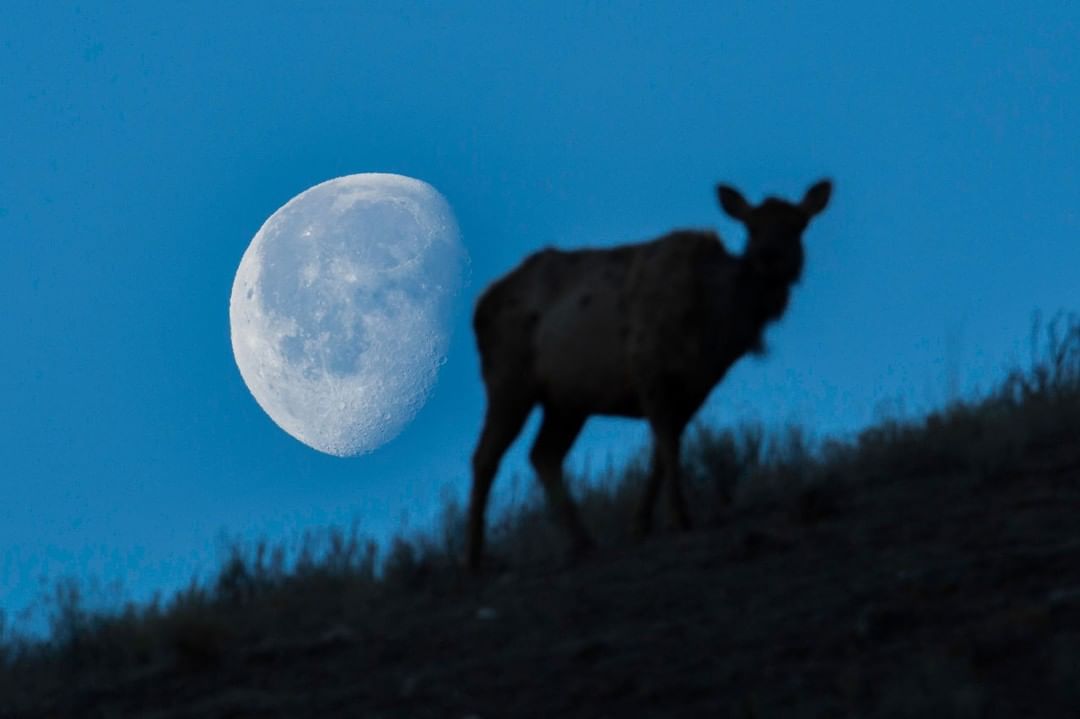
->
(698, 251, 803, 365)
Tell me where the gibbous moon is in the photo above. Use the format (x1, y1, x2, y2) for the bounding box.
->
(229, 173, 466, 456)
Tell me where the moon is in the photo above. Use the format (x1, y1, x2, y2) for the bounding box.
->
(229, 173, 466, 457)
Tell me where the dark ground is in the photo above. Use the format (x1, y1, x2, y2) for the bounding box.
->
(5, 432, 1080, 718)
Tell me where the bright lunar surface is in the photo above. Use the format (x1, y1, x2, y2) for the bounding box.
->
(230, 173, 466, 456)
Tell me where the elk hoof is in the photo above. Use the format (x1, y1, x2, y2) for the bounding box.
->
(559, 535, 595, 568)
(632, 514, 654, 541)
(572, 533, 595, 556)
(463, 549, 484, 574)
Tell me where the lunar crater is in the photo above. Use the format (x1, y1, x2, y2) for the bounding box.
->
(230, 173, 466, 457)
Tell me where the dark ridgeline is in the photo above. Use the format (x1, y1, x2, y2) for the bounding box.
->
(467, 179, 832, 568)
(5, 311, 1080, 718)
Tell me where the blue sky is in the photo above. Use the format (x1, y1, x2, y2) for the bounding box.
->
(2, 3, 1078, 626)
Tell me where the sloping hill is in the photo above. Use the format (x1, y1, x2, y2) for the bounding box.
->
(3, 316, 1078, 718)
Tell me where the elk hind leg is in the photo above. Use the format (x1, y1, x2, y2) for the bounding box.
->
(530, 410, 593, 556)
(467, 389, 533, 570)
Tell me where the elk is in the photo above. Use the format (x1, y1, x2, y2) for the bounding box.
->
(466, 179, 832, 569)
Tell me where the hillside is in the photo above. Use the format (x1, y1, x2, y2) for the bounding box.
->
(2, 315, 1078, 718)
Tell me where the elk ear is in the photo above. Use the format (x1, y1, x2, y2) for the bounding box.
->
(801, 179, 832, 217)
(717, 184, 752, 221)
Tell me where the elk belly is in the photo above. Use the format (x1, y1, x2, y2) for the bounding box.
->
(531, 290, 638, 415)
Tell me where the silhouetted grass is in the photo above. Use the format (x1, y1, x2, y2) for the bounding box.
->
(1, 312, 1077, 708)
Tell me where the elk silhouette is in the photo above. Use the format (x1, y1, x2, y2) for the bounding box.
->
(466, 180, 832, 569)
